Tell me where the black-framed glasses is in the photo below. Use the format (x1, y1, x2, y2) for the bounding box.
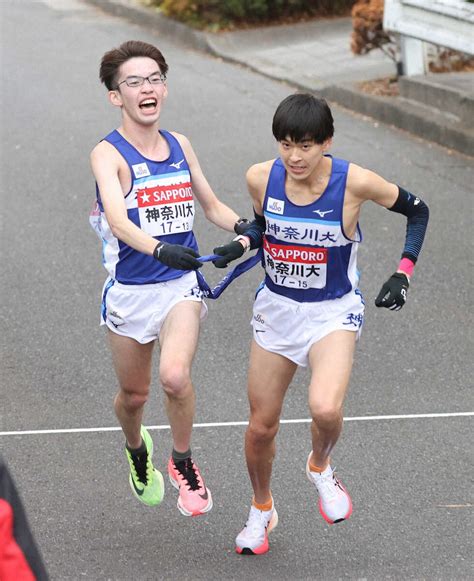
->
(116, 72, 167, 89)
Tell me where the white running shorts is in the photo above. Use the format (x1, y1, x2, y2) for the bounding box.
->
(251, 285, 365, 367)
(100, 271, 207, 343)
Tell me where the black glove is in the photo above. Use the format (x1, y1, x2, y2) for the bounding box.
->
(234, 218, 251, 235)
(375, 272, 409, 311)
(153, 242, 203, 270)
(213, 241, 245, 268)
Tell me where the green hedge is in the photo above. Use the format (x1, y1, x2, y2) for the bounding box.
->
(146, 0, 356, 30)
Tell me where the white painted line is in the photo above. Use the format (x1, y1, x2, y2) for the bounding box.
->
(0, 411, 472, 437)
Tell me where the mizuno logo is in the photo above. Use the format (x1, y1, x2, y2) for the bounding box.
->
(199, 489, 209, 500)
(108, 310, 125, 329)
(313, 209, 334, 218)
(170, 159, 185, 169)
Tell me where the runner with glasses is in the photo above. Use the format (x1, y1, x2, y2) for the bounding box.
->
(89, 40, 250, 517)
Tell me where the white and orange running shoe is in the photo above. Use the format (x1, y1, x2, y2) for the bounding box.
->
(306, 453, 352, 524)
(235, 501, 278, 555)
(167, 457, 212, 517)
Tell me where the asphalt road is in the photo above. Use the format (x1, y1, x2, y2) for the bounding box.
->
(1, 1, 473, 580)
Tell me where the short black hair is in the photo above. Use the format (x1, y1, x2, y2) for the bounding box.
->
(272, 93, 334, 144)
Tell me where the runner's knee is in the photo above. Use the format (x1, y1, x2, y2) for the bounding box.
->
(247, 418, 279, 445)
(160, 364, 191, 398)
(309, 401, 342, 427)
(117, 388, 149, 412)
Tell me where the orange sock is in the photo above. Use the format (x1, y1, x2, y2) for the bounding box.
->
(252, 496, 273, 511)
(309, 456, 330, 473)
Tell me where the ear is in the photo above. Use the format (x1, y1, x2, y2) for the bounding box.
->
(323, 137, 333, 151)
(108, 89, 123, 109)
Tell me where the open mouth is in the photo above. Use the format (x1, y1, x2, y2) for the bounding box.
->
(289, 165, 305, 173)
(139, 98, 157, 110)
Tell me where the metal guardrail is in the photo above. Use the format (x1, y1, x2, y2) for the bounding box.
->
(383, 0, 474, 75)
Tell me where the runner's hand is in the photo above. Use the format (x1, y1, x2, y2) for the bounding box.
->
(153, 243, 203, 270)
(375, 272, 409, 311)
(213, 241, 245, 268)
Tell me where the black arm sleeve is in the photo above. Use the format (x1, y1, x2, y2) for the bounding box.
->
(235, 210, 266, 250)
(388, 186, 429, 263)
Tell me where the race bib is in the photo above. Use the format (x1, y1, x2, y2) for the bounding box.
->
(136, 180, 195, 236)
(263, 239, 327, 289)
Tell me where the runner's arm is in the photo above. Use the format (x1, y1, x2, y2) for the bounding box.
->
(212, 162, 271, 268)
(349, 164, 429, 310)
(174, 133, 240, 232)
(349, 164, 429, 275)
(239, 162, 271, 246)
(91, 142, 158, 255)
(245, 161, 270, 216)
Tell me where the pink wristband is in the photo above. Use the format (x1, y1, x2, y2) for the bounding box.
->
(233, 234, 251, 252)
(398, 258, 415, 277)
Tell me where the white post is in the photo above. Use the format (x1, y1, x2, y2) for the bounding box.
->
(400, 36, 426, 76)
(384, 0, 474, 76)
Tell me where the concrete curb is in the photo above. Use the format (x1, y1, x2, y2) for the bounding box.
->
(84, 0, 213, 53)
(320, 84, 474, 156)
(85, 0, 473, 156)
(399, 75, 474, 126)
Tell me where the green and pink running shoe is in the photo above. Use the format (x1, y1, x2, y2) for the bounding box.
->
(168, 457, 213, 517)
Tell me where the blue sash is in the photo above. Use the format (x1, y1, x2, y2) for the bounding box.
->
(196, 250, 263, 299)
